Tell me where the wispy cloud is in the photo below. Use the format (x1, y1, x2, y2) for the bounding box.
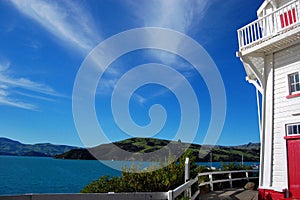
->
(130, 0, 210, 34)
(102, 0, 213, 101)
(0, 96, 38, 110)
(10, 0, 102, 53)
(127, 0, 212, 70)
(94, 1, 213, 98)
(9, 0, 213, 104)
(6, 0, 104, 109)
(0, 60, 60, 110)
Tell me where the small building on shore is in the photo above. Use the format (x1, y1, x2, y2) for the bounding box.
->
(237, 0, 300, 199)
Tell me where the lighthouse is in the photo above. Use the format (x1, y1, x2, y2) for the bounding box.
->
(237, 0, 300, 199)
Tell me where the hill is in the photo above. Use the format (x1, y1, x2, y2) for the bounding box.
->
(0, 137, 79, 157)
(54, 138, 260, 162)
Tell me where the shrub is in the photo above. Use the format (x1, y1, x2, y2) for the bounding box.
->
(81, 150, 198, 193)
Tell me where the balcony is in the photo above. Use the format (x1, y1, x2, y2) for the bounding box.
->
(237, 0, 300, 55)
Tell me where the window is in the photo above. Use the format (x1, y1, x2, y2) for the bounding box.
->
(287, 123, 300, 136)
(288, 72, 300, 94)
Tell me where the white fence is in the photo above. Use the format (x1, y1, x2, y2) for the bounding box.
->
(198, 170, 258, 192)
(237, 0, 300, 51)
(168, 168, 258, 200)
(0, 158, 258, 200)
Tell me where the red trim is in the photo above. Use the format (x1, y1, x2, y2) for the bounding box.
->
(280, 8, 297, 28)
(284, 135, 300, 140)
(286, 93, 300, 99)
(258, 188, 286, 200)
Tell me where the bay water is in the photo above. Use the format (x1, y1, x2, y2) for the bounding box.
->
(0, 156, 258, 195)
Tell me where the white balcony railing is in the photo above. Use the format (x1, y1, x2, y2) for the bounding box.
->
(238, 0, 300, 51)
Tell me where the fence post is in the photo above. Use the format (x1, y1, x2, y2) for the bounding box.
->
(168, 190, 173, 200)
(228, 173, 233, 188)
(185, 158, 190, 182)
(185, 158, 191, 198)
(246, 171, 249, 182)
(209, 173, 214, 191)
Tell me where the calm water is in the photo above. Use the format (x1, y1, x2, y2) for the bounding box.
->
(0, 156, 123, 195)
(0, 156, 259, 195)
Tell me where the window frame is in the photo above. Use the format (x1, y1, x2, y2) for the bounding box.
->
(288, 72, 300, 95)
(286, 123, 300, 136)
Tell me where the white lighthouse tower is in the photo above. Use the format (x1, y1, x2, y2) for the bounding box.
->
(237, 0, 300, 199)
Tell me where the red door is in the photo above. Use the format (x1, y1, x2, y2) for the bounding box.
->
(287, 137, 300, 198)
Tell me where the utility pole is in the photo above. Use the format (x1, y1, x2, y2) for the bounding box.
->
(242, 154, 244, 167)
(210, 152, 213, 168)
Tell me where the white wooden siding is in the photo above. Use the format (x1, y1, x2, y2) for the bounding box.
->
(272, 44, 300, 189)
(278, 0, 294, 8)
(257, 0, 291, 18)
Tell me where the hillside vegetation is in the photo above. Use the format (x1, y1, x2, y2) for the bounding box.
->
(0, 137, 78, 157)
(55, 137, 260, 162)
(81, 150, 256, 194)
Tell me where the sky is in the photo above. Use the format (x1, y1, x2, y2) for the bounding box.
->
(0, 0, 264, 147)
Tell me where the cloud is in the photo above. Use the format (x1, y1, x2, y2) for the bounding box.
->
(0, 60, 60, 110)
(131, 0, 210, 34)
(0, 97, 38, 110)
(10, 0, 102, 53)
(9, 0, 213, 104)
(0, 60, 10, 72)
(126, 0, 212, 70)
(7, 0, 103, 109)
(98, 0, 213, 101)
(0, 76, 58, 97)
(93, 1, 213, 99)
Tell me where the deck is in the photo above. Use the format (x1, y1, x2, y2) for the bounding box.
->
(199, 188, 258, 200)
(237, 0, 300, 56)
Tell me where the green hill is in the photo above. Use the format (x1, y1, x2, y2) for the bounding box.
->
(54, 137, 260, 162)
(0, 137, 79, 157)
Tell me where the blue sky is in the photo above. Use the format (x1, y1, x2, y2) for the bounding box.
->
(0, 0, 264, 147)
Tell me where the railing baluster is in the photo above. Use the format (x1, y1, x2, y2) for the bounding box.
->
(238, 30, 242, 49)
(209, 173, 214, 191)
(254, 22, 258, 41)
(274, 12, 279, 33)
(296, 0, 300, 22)
(246, 171, 249, 182)
(241, 29, 245, 47)
(229, 173, 233, 188)
(268, 15, 272, 36)
(248, 26, 251, 45)
(256, 22, 261, 40)
(184, 158, 191, 199)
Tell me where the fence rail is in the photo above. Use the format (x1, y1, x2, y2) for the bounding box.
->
(197, 170, 258, 192)
(168, 167, 259, 200)
(0, 159, 259, 200)
(237, 0, 300, 51)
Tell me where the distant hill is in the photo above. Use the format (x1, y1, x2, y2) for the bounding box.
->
(0, 137, 79, 157)
(54, 138, 260, 162)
